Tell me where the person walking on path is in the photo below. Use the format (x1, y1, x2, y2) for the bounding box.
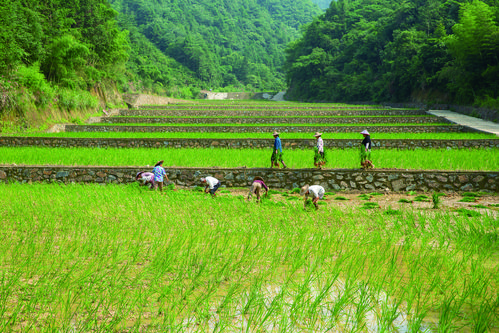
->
(300, 184, 325, 210)
(271, 131, 287, 168)
(360, 130, 374, 169)
(201, 176, 221, 197)
(313, 132, 327, 168)
(136, 171, 155, 189)
(247, 176, 269, 202)
(152, 160, 169, 192)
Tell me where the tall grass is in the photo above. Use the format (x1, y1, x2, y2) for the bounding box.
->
(0, 147, 497, 170)
(0, 183, 497, 331)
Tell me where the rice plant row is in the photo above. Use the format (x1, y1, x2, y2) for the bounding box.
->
(1, 147, 497, 171)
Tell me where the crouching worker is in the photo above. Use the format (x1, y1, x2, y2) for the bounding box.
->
(201, 176, 221, 198)
(247, 176, 269, 202)
(136, 171, 155, 189)
(300, 184, 325, 210)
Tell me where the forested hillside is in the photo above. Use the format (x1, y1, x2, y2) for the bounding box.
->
(285, 0, 499, 108)
(110, 0, 322, 91)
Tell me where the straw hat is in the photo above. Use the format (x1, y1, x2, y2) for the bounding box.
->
(136, 171, 144, 179)
(273, 131, 280, 136)
(361, 130, 370, 135)
(314, 132, 322, 137)
(300, 185, 310, 196)
(200, 177, 206, 182)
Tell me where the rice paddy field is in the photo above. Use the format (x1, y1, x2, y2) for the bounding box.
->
(1, 147, 498, 171)
(1, 100, 498, 331)
(1, 184, 498, 331)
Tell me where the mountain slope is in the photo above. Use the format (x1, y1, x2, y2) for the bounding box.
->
(110, 0, 322, 90)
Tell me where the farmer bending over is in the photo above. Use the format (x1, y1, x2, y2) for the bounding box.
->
(247, 176, 269, 202)
(136, 171, 155, 189)
(201, 176, 221, 198)
(300, 184, 325, 210)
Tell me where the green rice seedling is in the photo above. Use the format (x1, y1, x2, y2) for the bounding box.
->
(456, 208, 481, 217)
(432, 192, 446, 209)
(324, 192, 335, 196)
(473, 204, 488, 209)
(489, 204, 499, 207)
(220, 190, 231, 193)
(358, 194, 372, 200)
(290, 188, 301, 194)
(334, 196, 349, 201)
(361, 202, 380, 209)
(462, 192, 481, 197)
(281, 192, 289, 197)
(407, 191, 417, 196)
(384, 207, 402, 215)
(459, 197, 477, 203)
(398, 198, 412, 203)
(368, 192, 383, 196)
(267, 190, 281, 195)
(194, 185, 204, 192)
(414, 195, 430, 202)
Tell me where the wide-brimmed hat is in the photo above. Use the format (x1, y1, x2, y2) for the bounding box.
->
(154, 160, 164, 167)
(136, 171, 144, 178)
(314, 132, 322, 137)
(272, 131, 280, 136)
(200, 177, 206, 182)
(300, 185, 310, 196)
(361, 130, 370, 135)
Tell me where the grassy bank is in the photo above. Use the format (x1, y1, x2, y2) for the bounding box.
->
(0, 147, 497, 170)
(0, 184, 497, 331)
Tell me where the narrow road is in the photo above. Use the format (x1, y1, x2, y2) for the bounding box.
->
(427, 110, 499, 135)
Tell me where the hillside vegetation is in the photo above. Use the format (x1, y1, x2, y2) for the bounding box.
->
(285, 0, 499, 108)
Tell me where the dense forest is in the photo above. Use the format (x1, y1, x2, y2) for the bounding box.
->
(0, 0, 321, 124)
(109, 0, 321, 91)
(285, 0, 499, 107)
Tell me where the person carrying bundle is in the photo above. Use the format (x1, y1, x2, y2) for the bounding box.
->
(247, 176, 269, 202)
(313, 132, 327, 168)
(360, 130, 374, 169)
(271, 131, 287, 168)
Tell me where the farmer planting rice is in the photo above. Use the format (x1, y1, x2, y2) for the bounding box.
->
(313, 132, 327, 168)
(247, 176, 269, 202)
(300, 184, 325, 210)
(136, 171, 155, 189)
(360, 130, 374, 169)
(152, 160, 169, 192)
(201, 176, 221, 197)
(271, 131, 287, 169)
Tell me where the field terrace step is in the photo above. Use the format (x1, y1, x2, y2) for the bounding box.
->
(119, 109, 429, 117)
(65, 124, 474, 134)
(2, 137, 498, 150)
(137, 104, 391, 110)
(1, 165, 496, 193)
(100, 116, 445, 125)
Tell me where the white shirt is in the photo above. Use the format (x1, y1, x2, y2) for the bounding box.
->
(308, 185, 325, 199)
(205, 176, 219, 189)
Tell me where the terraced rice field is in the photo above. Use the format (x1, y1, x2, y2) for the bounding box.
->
(1, 100, 498, 331)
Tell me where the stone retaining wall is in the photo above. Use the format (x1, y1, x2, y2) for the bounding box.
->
(65, 125, 471, 134)
(138, 105, 387, 110)
(100, 116, 445, 125)
(120, 109, 428, 117)
(0, 166, 496, 192)
(2, 137, 498, 150)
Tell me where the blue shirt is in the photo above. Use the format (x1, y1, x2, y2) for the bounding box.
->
(274, 137, 282, 152)
(153, 166, 166, 182)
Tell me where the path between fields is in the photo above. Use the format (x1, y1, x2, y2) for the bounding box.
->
(427, 110, 499, 135)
